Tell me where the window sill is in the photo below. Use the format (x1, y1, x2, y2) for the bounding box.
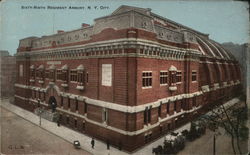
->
(160, 84, 168, 86)
(76, 85, 84, 90)
(61, 83, 68, 87)
(49, 82, 55, 85)
(38, 80, 44, 84)
(142, 86, 152, 89)
(192, 81, 197, 83)
(29, 79, 35, 82)
(169, 86, 177, 91)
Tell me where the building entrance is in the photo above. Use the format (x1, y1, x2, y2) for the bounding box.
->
(48, 96, 57, 113)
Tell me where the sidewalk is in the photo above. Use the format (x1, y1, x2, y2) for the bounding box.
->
(0, 98, 241, 155)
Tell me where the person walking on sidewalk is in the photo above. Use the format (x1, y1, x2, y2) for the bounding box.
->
(91, 138, 95, 149)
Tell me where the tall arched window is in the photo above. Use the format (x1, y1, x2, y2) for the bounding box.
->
(61, 64, 69, 88)
(76, 64, 85, 90)
(29, 65, 35, 83)
(169, 65, 177, 91)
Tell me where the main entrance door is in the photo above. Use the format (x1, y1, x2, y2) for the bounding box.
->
(48, 96, 57, 113)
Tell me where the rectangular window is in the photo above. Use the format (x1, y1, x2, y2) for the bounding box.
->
(35, 70, 40, 78)
(176, 71, 182, 83)
(174, 101, 177, 111)
(68, 97, 71, 109)
(142, 71, 152, 88)
(166, 103, 169, 114)
(66, 116, 69, 125)
(78, 72, 84, 83)
(70, 70, 77, 82)
(192, 71, 197, 81)
(160, 71, 168, 85)
(45, 70, 49, 79)
(74, 119, 77, 128)
(84, 102, 88, 114)
(158, 104, 162, 117)
(82, 121, 85, 131)
(56, 70, 63, 81)
(49, 71, 55, 81)
(75, 99, 78, 111)
(102, 108, 108, 122)
(31, 70, 35, 78)
(19, 65, 23, 77)
(86, 72, 89, 83)
(144, 108, 148, 124)
(148, 107, 151, 123)
(61, 96, 63, 107)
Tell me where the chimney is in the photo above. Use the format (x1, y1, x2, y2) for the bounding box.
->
(57, 30, 64, 34)
(82, 23, 90, 28)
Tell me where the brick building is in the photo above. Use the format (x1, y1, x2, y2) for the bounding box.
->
(15, 6, 242, 152)
(0, 50, 16, 98)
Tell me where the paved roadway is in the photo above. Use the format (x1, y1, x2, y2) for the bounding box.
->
(1, 98, 248, 155)
(0, 106, 91, 155)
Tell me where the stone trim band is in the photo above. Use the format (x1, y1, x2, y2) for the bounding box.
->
(15, 80, 240, 113)
(14, 94, 201, 136)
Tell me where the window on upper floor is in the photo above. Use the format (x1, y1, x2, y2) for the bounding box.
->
(160, 71, 168, 85)
(176, 71, 182, 83)
(56, 70, 64, 81)
(49, 70, 55, 81)
(142, 71, 152, 88)
(77, 71, 84, 84)
(192, 71, 197, 82)
(19, 64, 23, 77)
(70, 70, 78, 82)
(45, 70, 49, 79)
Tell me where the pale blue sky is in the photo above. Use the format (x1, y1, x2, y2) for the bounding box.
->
(0, 0, 249, 55)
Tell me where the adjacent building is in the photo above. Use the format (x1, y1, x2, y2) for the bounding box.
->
(0, 50, 16, 98)
(14, 5, 242, 152)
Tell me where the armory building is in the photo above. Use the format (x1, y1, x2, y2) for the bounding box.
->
(15, 5, 242, 152)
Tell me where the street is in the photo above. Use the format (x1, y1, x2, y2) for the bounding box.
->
(0, 106, 91, 155)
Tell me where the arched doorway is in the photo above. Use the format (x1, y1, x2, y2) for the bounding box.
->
(48, 96, 57, 113)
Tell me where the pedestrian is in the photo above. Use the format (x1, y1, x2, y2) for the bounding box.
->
(107, 140, 110, 150)
(91, 138, 95, 149)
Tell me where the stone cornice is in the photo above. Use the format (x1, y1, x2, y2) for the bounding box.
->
(16, 38, 202, 62)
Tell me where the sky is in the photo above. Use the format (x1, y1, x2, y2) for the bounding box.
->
(0, 0, 249, 55)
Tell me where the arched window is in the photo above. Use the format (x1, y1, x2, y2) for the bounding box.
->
(169, 65, 177, 91)
(48, 64, 56, 82)
(29, 65, 35, 83)
(76, 64, 85, 90)
(61, 64, 69, 88)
